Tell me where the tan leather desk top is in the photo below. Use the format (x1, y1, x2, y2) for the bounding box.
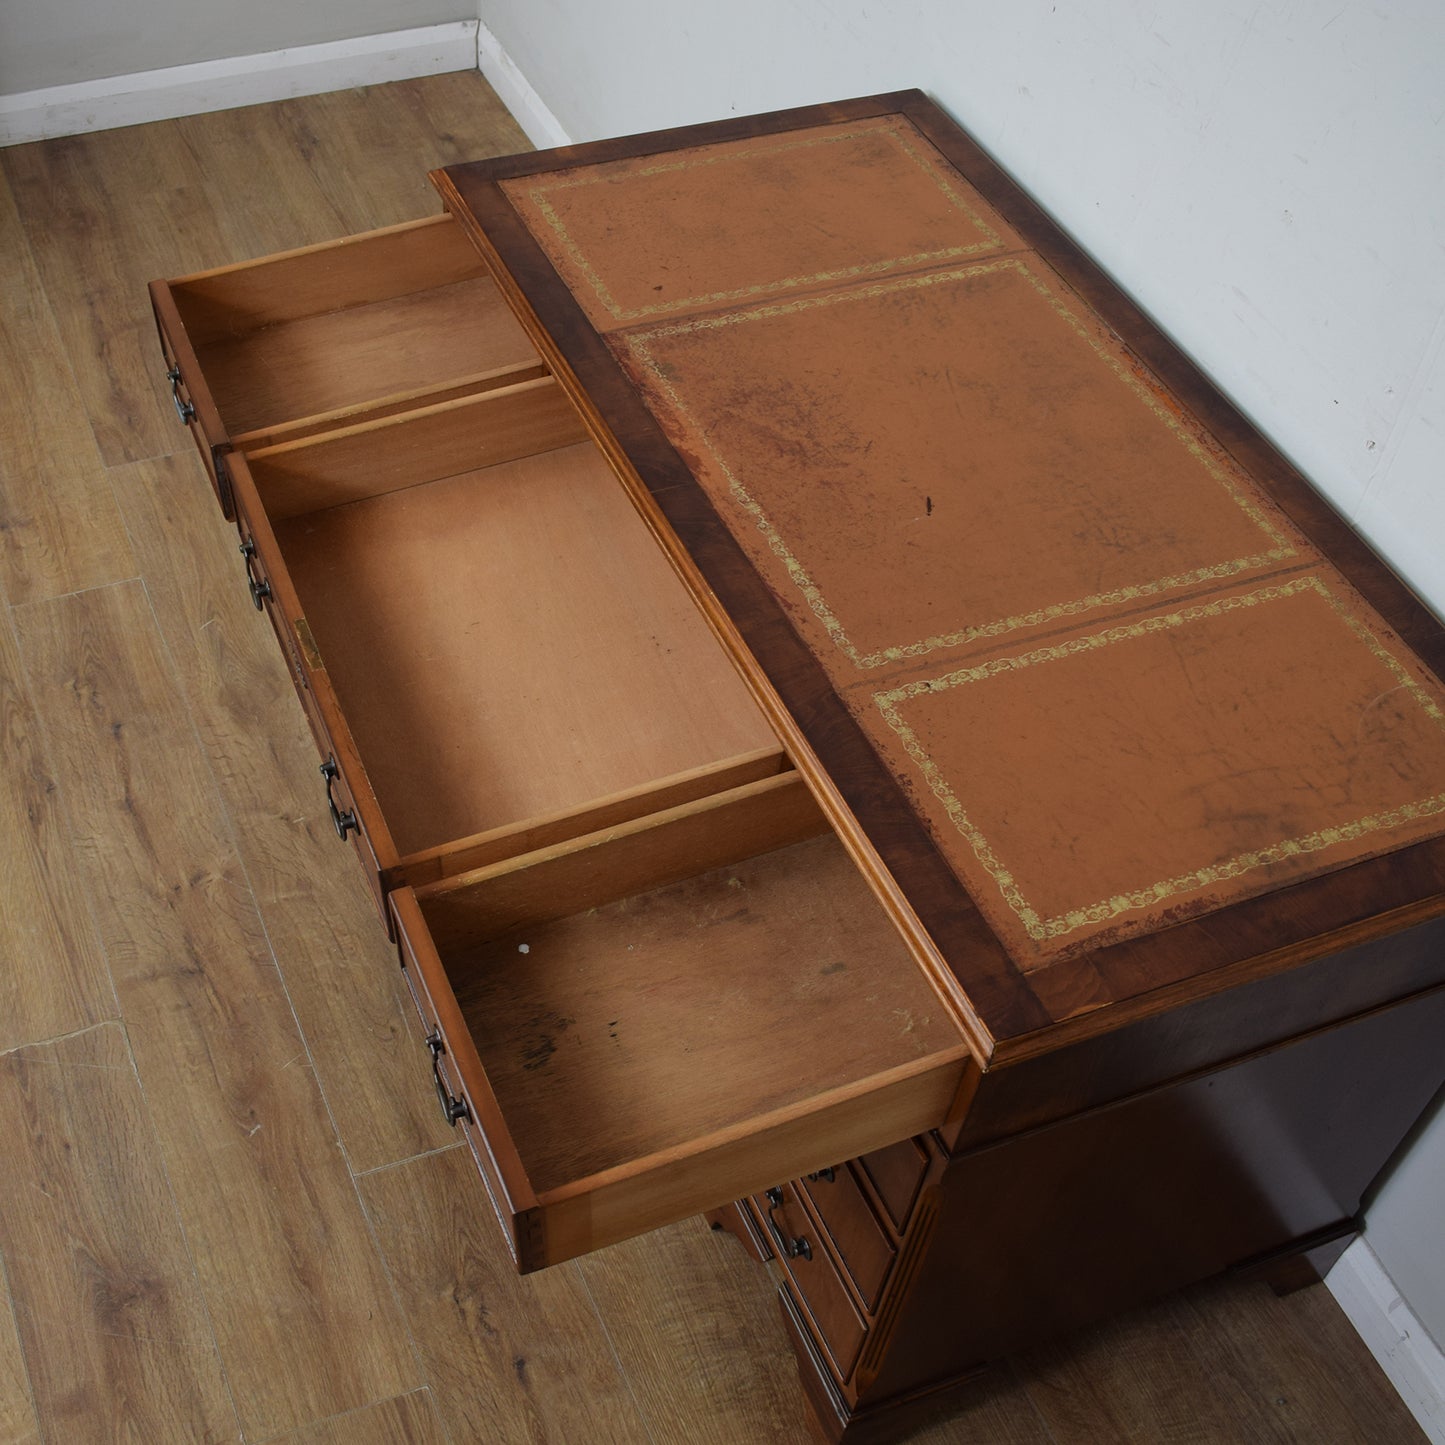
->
(439, 95, 1445, 1039)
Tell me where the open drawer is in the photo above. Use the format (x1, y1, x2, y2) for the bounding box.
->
(225, 374, 785, 909)
(149, 213, 544, 517)
(392, 806, 971, 1272)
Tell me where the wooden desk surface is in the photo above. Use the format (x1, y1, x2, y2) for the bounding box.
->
(436, 91, 1445, 1053)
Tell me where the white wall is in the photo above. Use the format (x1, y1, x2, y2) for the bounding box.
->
(1370, 1092, 1445, 1344)
(0, 0, 471, 94)
(478, 0, 1445, 1347)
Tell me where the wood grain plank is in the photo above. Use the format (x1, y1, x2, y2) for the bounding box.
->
(2, 99, 381, 477)
(12, 581, 418, 1441)
(0, 1023, 236, 1443)
(575, 1220, 815, 1445)
(273, 74, 530, 236)
(116, 449, 453, 1174)
(1013, 1277, 1424, 1444)
(359, 1146, 650, 1445)
(1181, 1275, 1426, 1444)
(173, 102, 353, 261)
(1017, 1289, 1265, 1444)
(263, 1390, 446, 1445)
(0, 604, 115, 1053)
(0, 168, 136, 602)
(0, 1264, 40, 1445)
(896, 1367, 1057, 1445)
(1, 128, 234, 467)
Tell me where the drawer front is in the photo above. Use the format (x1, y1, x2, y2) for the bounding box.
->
(149, 279, 233, 519)
(228, 451, 399, 921)
(318, 746, 389, 921)
(395, 930, 475, 1135)
(858, 1137, 930, 1233)
(799, 1165, 895, 1311)
(393, 892, 543, 1266)
(233, 505, 311, 707)
(752, 1183, 866, 1380)
(396, 925, 527, 1250)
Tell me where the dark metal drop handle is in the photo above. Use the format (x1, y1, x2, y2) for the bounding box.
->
(426, 1030, 471, 1126)
(806, 1167, 836, 1184)
(320, 758, 358, 840)
(764, 1187, 812, 1261)
(239, 539, 271, 610)
(166, 365, 196, 424)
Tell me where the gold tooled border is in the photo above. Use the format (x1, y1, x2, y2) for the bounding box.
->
(623, 256, 1298, 670)
(874, 574, 1445, 956)
(508, 117, 1007, 322)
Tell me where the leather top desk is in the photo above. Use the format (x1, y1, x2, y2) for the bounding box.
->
(152, 91, 1445, 1441)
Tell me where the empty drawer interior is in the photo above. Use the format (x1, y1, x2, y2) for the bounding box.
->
(245, 383, 780, 865)
(427, 831, 959, 1189)
(167, 214, 542, 444)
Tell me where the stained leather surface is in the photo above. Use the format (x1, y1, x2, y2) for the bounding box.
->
(868, 573, 1445, 964)
(499, 117, 1445, 969)
(612, 255, 1298, 673)
(504, 117, 1020, 330)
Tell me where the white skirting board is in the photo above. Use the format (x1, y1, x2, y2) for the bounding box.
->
(0, 21, 481, 147)
(475, 18, 571, 151)
(1328, 1239, 1445, 1442)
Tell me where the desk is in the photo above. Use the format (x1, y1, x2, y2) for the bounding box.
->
(153, 90, 1445, 1441)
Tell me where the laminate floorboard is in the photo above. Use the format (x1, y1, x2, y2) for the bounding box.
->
(0, 69, 1428, 1445)
(263, 1390, 447, 1445)
(0, 1023, 236, 1443)
(173, 103, 355, 260)
(271, 74, 529, 234)
(13, 581, 418, 1441)
(1182, 1272, 1420, 1443)
(0, 1265, 40, 1445)
(1, 125, 234, 468)
(1014, 1290, 1277, 1444)
(0, 170, 135, 604)
(575, 1223, 817, 1445)
(886, 1367, 1056, 1445)
(0, 603, 115, 1055)
(359, 1146, 651, 1445)
(118, 450, 453, 1174)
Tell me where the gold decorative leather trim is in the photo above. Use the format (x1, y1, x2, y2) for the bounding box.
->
(625, 257, 1297, 669)
(874, 575, 1445, 954)
(514, 118, 1007, 322)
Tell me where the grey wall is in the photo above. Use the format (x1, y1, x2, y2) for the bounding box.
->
(0, 0, 471, 94)
(478, 0, 1445, 1347)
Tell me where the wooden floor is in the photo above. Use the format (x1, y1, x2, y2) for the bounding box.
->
(0, 70, 1425, 1445)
